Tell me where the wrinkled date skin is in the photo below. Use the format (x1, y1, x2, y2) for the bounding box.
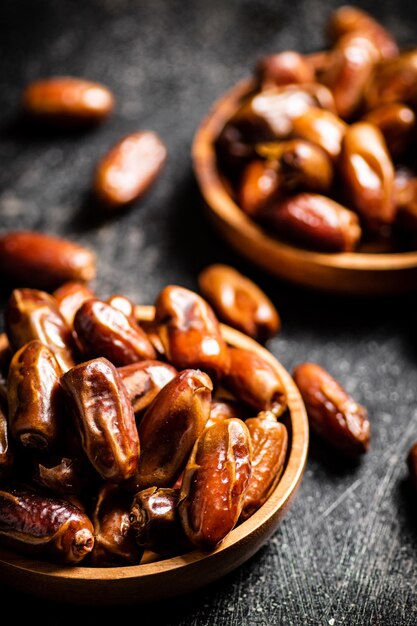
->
(239, 160, 281, 217)
(60, 357, 139, 481)
(130, 487, 190, 557)
(293, 362, 370, 456)
(339, 122, 395, 228)
(6, 289, 75, 373)
(407, 442, 417, 491)
(224, 347, 287, 416)
(179, 418, 252, 549)
(21, 76, 114, 126)
(74, 298, 156, 366)
(240, 412, 288, 520)
(262, 192, 361, 252)
(0, 486, 94, 564)
(198, 264, 280, 342)
(93, 131, 167, 210)
(0, 401, 13, 477)
(256, 139, 333, 194)
(91, 484, 142, 567)
(7, 340, 62, 451)
(54, 281, 95, 328)
(133, 369, 212, 490)
(328, 5, 399, 61)
(154, 286, 230, 379)
(292, 107, 347, 160)
(255, 51, 315, 89)
(118, 360, 177, 416)
(363, 103, 415, 159)
(0, 231, 96, 290)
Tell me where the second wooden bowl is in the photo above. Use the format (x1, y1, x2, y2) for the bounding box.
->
(0, 306, 308, 605)
(193, 78, 417, 295)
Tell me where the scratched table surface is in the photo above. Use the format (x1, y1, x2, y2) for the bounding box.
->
(1, 0, 417, 623)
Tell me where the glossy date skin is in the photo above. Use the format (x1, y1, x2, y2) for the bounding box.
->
(240, 412, 288, 520)
(363, 103, 415, 159)
(94, 131, 167, 210)
(91, 484, 142, 567)
(365, 50, 417, 110)
(292, 107, 347, 160)
(74, 298, 156, 366)
(179, 418, 252, 549)
(118, 360, 177, 416)
(0, 486, 94, 564)
(262, 193, 361, 253)
(293, 362, 370, 457)
(339, 122, 395, 229)
(224, 347, 287, 416)
(21, 76, 114, 126)
(154, 286, 230, 379)
(239, 160, 281, 217)
(130, 487, 190, 557)
(255, 51, 315, 89)
(7, 340, 62, 451)
(206, 400, 248, 428)
(0, 231, 96, 290)
(54, 281, 95, 328)
(6, 288, 76, 373)
(198, 264, 280, 342)
(60, 357, 139, 482)
(132, 369, 212, 490)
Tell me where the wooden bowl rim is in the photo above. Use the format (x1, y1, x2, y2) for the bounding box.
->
(0, 305, 309, 582)
(192, 76, 417, 272)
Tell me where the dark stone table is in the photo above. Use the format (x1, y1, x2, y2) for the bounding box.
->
(1, 0, 416, 623)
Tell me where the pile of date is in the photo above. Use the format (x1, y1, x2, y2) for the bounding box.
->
(217, 5, 417, 252)
(0, 233, 296, 567)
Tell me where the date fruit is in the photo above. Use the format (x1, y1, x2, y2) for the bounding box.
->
(54, 281, 95, 328)
(118, 360, 177, 415)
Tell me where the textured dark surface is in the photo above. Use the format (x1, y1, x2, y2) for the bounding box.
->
(1, 0, 417, 623)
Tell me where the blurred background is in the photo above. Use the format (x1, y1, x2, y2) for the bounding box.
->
(0, 1, 417, 624)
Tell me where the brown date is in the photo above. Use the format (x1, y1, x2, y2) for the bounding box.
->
(7, 340, 61, 451)
(365, 51, 417, 110)
(198, 264, 280, 342)
(240, 412, 288, 520)
(339, 122, 395, 228)
(262, 193, 361, 252)
(257, 139, 333, 194)
(118, 360, 177, 416)
(293, 362, 370, 457)
(223, 347, 287, 417)
(91, 484, 142, 567)
(60, 357, 139, 482)
(292, 107, 347, 160)
(74, 298, 156, 366)
(0, 231, 96, 290)
(6, 288, 75, 373)
(54, 281, 95, 328)
(328, 6, 399, 61)
(130, 487, 190, 557)
(0, 486, 94, 564)
(154, 285, 230, 379)
(179, 418, 252, 549)
(407, 442, 417, 491)
(206, 400, 248, 428)
(22, 77, 114, 126)
(239, 160, 280, 217)
(255, 51, 315, 89)
(132, 369, 212, 490)
(0, 400, 13, 477)
(93, 131, 167, 210)
(363, 103, 415, 159)
(107, 294, 136, 323)
(320, 33, 379, 119)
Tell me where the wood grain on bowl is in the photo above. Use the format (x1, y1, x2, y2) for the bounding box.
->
(192, 78, 417, 295)
(0, 306, 308, 605)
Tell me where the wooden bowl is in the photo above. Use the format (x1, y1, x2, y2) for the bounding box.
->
(192, 78, 417, 295)
(0, 306, 308, 605)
